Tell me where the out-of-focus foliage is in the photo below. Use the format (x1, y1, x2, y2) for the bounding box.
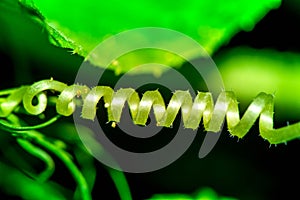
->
(214, 47, 300, 120)
(19, 0, 281, 75)
(0, 116, 97, 200)
(148, 187, 237, 200)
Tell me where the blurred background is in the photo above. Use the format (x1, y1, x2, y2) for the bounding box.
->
(1, 0, 300, 199)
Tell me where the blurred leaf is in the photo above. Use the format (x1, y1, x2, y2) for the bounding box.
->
(214, 47, 300, 120)
(147, 187, 237, 200)
(18, 0, 281, 75)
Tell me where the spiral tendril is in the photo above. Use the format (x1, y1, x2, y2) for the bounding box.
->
(1, 79, 300, 144)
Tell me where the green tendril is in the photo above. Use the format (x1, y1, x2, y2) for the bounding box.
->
(2, 113, 91, 200)
(0, 115, 61, 131)
(1, 79, 300, 144)
(33, 134, 91, 200)
(0, 86, 28, 117)
(17, 138, 55, 182)
(23, 79, 67, 115)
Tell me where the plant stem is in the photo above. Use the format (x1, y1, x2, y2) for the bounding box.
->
(108, 168, 133, 200)
(34, 135, 91, 200)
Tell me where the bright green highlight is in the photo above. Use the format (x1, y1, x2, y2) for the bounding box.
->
(148, 187, 237, 200)
(215, 47, 300, 119)
(2, 79, 300, 144)
(19, 0, 280, 74)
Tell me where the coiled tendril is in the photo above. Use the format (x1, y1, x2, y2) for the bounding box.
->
(2, 79, 300, 144)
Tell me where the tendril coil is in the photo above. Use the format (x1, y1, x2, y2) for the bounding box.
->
(1, 79, 300, 144)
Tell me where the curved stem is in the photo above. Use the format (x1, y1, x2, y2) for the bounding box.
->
(34, 135, 91, 200)
(0, 115, 61, 131)
(108, 168, 132, 200)
(1, 114, 92, 200)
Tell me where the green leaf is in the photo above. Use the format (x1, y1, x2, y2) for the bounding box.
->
(19, 0, 281, 75)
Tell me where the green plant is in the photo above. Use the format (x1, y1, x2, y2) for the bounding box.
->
(2, 0, 300, 199)
(0, 82, 132, 200)
(1, 76, 300, 199)
(2, 79, 300, 145)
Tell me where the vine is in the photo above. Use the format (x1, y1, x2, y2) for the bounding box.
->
(0, 79, 133, 200)
(1, 79, 300, 145)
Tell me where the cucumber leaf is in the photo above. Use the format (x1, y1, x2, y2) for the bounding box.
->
(18, 0, 281, 75)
